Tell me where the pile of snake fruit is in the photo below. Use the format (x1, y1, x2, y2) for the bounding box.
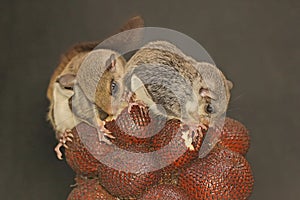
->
(46, 16, 254, 200)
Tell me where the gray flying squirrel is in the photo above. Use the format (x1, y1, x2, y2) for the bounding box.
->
(114, 41, 233, 151)
(46, 16, 144, 160)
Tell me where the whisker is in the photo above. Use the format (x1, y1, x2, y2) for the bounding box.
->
(230, 92, 245, 104)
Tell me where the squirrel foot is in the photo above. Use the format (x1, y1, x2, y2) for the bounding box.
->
(96, 118, 115, 144)
(127, 100, 147, 114)
(54, 129, 74, 160)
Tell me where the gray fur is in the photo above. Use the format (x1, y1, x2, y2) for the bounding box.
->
(117, 40, 233, 157)
(122, 41, 232, 125)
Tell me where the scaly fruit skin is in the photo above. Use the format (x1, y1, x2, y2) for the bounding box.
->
(105, 106, 203, 172)
(98, 106, 204, 199)
(105, 105, 170, 153)
(178, 146, 254, 200)
(218, 117, 250, 155)
(64, 104, 253, 199)
(65, 123, 114, 177)
(67, 177, 116, 200)
(98, 150, 161, 199)
(139, 184, 192, 200)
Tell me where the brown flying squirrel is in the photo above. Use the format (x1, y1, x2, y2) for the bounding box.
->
(46, 16, 144, 160)
(72, 50, 126, 139)
(116, 41, 233, 150)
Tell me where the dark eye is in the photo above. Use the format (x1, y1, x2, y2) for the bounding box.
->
(63, 86, 73, 90)
(111, 81, 118, 96)
(205, 103, 214, 114)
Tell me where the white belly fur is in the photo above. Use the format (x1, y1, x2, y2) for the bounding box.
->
(53, 82, 77, 132)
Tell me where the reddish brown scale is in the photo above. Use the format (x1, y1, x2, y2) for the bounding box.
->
(105, 105, 167, 152)
(64, 106, 253, 199)
(157, 169, 179, 185)
(65, 123, 114, 177)
(178, 146, 254, 200)
(139, 184, 192, 200)
(98, 106, 207, 198)
(98, 150, 161, 199)
(106, 106, 203, 172)
(67, 177, 116, 200)
(218, 117, 250, 155)
(155, 124, 203, 173)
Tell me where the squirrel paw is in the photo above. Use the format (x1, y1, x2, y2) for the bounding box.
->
(54, 129, 74, 160)
(127, 101, 148, 118)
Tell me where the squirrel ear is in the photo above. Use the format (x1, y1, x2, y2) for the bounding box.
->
(119, 16, 144, 32)
(131, 74, 153, 105)
(56, 74, 76, 89)
(227, 80, 233, 90)
(131, 74, 145, 93)
(199, 87, 217, 100)
(106, 54, 117, 72)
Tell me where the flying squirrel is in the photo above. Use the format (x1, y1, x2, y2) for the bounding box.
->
(114, 41, 233, 151)
(46, 16, 144, 160)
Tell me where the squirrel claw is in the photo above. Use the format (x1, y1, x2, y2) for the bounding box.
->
(128, 101, 147, 116)
(66, 132, 74, 138)
(183, 124, 206, 141)
(98, 132, 113, 145)
(54, 143, 63, 160)
(104, 133, 115, 139)
(124, 91, 148, 115)
(96, 118, 114, 144)
(54, 129, 73, 160)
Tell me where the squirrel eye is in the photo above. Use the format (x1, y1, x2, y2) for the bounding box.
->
(205, 103, 214, 114)
(111, 81, 118, 96)
(63, 86, 73, 90)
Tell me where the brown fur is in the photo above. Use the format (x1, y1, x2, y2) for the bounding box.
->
(121, 41, 232, 127)
(46, 15, 144, 101)
(47, 16, 144, 127)
(95, 56, 126, 115)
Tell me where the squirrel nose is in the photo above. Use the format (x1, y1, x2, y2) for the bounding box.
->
(200, 116, 210, 127)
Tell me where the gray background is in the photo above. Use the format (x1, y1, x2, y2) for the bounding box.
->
(1, 0, 299, 199)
